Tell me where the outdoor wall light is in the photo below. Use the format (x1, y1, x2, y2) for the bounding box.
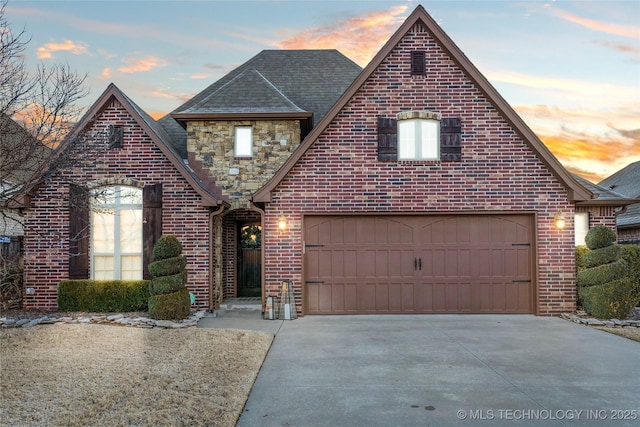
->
(554, 213, 566, 230)
(278, 216, 288, 231)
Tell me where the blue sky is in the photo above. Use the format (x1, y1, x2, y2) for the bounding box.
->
(6, 0, 640, 181)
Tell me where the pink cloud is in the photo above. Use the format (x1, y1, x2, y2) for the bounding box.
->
(117, 56, 169, 74)
(275, 5, 409, 67)
(552, 9, 639, 39)
(36, 39, 88, 59)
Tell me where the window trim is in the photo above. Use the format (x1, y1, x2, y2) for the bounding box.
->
(90, 186, 143, 280)
(396, 111, 441, 161)
(235, 126, 253, 158)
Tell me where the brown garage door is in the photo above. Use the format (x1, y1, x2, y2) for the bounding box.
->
(304, 215, 533, 314)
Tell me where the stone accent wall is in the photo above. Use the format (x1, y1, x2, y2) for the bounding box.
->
(187, 120, 301, 209)
(23, 100, 212, 310)
(262, 23, 584, 316)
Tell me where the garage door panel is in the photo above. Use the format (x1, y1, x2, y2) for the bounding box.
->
(304, 215, 533, 314)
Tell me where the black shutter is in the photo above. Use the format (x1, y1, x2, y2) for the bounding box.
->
(69, 184, 89, 279)
(143, 184, 162, 279)
(411, 51, 426, 76)
(440, 118, 462, 162)
(377, 117, 397, 162)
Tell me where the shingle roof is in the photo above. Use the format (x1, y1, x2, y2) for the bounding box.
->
(172, 49, 362, 124)
(599, 161, 640, 228)
(573, 175, 629, 201)
(598, 161, 640, 198)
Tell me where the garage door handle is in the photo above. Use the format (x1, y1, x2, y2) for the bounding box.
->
(414, 258, 422, 271)
(306, 280, 325, 284)
(419, 258, 422, 270)
(512, 280, 531, 283)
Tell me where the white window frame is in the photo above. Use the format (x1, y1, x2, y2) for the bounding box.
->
(575, 212, 589, 246)
(396, 111, 441, 161)
(235, 126, 253, 157)
(91, 186, 143, 280)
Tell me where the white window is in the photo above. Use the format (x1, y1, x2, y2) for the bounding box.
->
(235, 126, 253, 157)
(575, 212, 589, 246)
(91, 186, 143, 280)
(397, 111, 441, 160)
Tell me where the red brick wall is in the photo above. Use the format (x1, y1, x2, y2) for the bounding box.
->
(23, 99, 212, 310)
(263, 23, 579, 316)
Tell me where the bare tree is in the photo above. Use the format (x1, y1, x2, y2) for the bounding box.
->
(1, 0, 89, 307)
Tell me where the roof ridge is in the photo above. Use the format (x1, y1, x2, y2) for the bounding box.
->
(252, 69, 304, 111)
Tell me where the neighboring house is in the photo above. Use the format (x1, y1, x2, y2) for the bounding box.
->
(0, 114, 51, 263)
(22, 5, 633, 315)
(598, 161, 640, 244)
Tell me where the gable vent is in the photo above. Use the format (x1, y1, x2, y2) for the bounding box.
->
(411, 51, 426, 76)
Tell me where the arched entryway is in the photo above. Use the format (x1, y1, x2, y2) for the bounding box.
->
(220, 209, 262, 300)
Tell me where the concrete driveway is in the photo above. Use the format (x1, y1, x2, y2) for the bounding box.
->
(203, 313, 640, 426)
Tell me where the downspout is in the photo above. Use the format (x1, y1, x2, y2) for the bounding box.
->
(209, 202, 226, 311)
(250, 199, 266, 313)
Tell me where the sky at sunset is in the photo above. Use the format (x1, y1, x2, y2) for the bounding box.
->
(6, 0, 640, 183)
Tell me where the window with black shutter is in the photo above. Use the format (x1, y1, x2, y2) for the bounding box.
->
(108, 124, 124, 148)
(69, 184, 90, 279)
(143, 183, 162, 280)
(411, 51, 426, 76)
(440, 118, 462, 162)
(377, 117, 397, 161)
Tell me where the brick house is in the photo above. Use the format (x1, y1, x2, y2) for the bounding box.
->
(22, 5, 633, 314)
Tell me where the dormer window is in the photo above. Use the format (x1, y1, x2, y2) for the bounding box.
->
(235, 126, 253, 157)
(397, 111, 441, 160)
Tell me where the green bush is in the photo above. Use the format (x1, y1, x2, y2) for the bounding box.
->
(149, 271, 187, 295)
(153, 235, 182, 261)
(576, 259, 628, 287)
(583, 245, 619, 268)
(578, 278, 636, 319)
(620, 245, 640, 306)
(584, 225, 616, 250)
(148, 256, 187, 278)
(58, 280, 150, 312)
(575, 246, 589, 273)
(148, 288, 191, 320)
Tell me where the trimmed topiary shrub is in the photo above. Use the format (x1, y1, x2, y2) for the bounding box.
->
(148, 288, 191, 320)
(583, 245, 620, 268)
(148, 256, 187, 277)
(620, 245, 640, 308)
(148, 235, 190, 320)
(153, 235, 182, 261)
(584, 225, 616, 250)
(577, 226, 632, 319)
(578, 278, 635, 319)
(58, 280, 150, 312)
(149, 271, 188, 295)
(576, 259, 629, 287)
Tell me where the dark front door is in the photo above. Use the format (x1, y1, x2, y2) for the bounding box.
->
(238, 224, 261, 297)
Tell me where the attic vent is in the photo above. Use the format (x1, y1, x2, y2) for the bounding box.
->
(108, 124, 123, 148)
(412, 22, 427, 33)
(411, 51, 426, 76)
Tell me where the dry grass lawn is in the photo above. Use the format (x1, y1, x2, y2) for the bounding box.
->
(1, 324, 272, 427)
(593, 326, 640, 342)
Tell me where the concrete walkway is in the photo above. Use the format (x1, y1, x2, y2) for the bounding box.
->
(201, 312, 640, 426)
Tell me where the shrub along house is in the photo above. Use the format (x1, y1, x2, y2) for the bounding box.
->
(22, 5, 633, 315)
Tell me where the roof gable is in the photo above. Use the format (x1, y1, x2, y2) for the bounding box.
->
(44, 83, 220, 207)
(253, 5, 593, 203)
(172, 49, 362, 124)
